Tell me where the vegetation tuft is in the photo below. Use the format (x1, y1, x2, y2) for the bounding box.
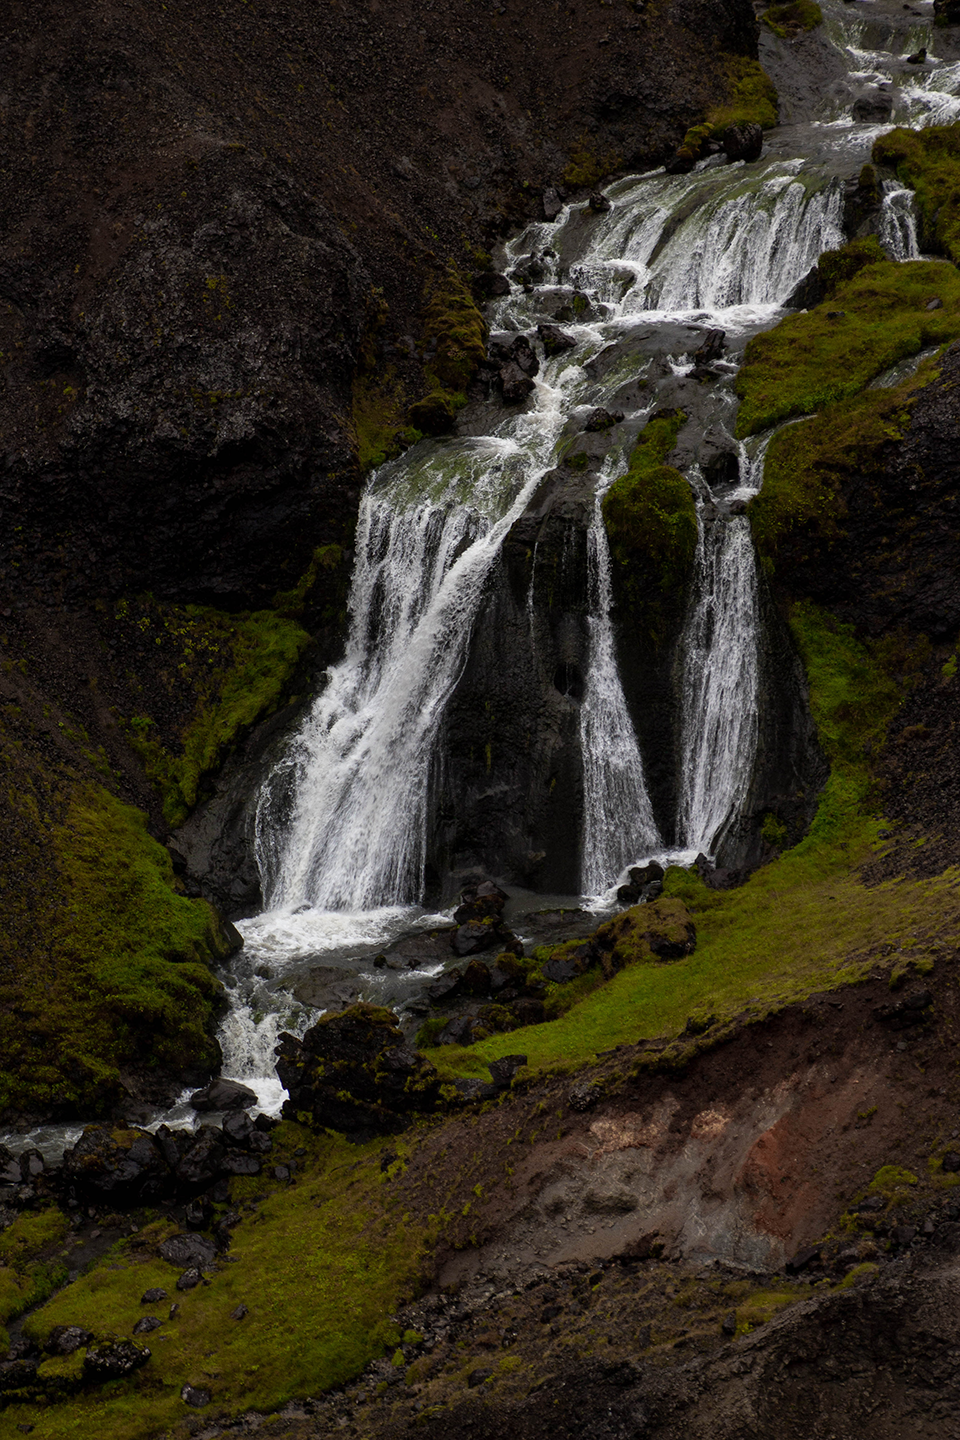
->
(761, 1, 824, 39)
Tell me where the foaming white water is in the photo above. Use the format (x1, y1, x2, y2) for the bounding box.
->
(580, 461, 661, 896)
(676, 514, 760, 857)
(255, 384, 570, 914)
(878, 179, 921, 260)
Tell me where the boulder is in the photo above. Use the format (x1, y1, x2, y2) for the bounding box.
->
(221, 1110, 272, 1152)
(500, 361, 536, 404)
(588, 190, 612, 213)
(907, 46, 927, 62)
(543, 187, 564, 221)
(62, 1125, 170, 1204)
(454, 880, 508, 924)
(593, 898, 697, 970)
(584, 407, 624, 432)
(453, 921, 507, 957)
(487, 1054, 528, 1089)
(852, 91, 893, 122)
(45, 1326, 92, 1356)
(537, 322, 577, 356)
(83, 1341, 150, 1381)
(476, 271, 511, 298)
(692, 330, 725, 366)
(173, 1128, 227, 1190)
(159, 1232, 217, 1271)
(275, 1003, 442, 1136)
(189, 1077, 258, 1111)
(720, 122, 762, 162)
(428, 969, 465, 1003)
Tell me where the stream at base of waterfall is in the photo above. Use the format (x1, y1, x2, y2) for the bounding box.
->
(9, 0, 960, 1158)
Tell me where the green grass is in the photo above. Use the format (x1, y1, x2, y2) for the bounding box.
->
(602, 412, 698, 646)
(426, 599, 954, 1084)
(747, 353, 938, 567)
(8, 1127, 431, 1438)
(735, 258, 960, 437)
(121, 606, 312, 828)
(762, 1, 823, 38)
(873, 123, 960, 263)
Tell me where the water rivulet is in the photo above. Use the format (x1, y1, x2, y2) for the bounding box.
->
(165, 0, 960, 1114)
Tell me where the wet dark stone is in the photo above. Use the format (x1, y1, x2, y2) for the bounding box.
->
(786, 1244, 822, 1274)
(584, 407, 624, 432)
(487, 1053, 528, 1089)
(543, 187, 563, 221)
(189, 1077, 258, 1112)
(133, 1316, 162, 1336)
(852, 91, 893, 122)
(220, 1153, 262, 1177)
(428, 969, 464, 1003)
(174, 1128, 227, 1190)
(588, 190, 611, 213)
(500, 361, 536, 404)
(231, 1303, 249, 1320)
(537, 322, 577, 355)
(720, 121, 762, 162)
(141, 1288, 168, 1304)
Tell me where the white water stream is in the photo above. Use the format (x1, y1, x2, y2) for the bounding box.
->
(8, 0, 958, 1156)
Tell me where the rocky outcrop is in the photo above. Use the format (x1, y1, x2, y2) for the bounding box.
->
(275, 1004, 442, 1138)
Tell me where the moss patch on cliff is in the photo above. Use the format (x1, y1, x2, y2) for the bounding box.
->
(422, 266, 487, 395)
(747, 352, 938, 567)
(873, 123, 960, 263)
(735, 259, 960, 437)
(708, 56, 779, 132)
(117, 603, 312, 828)
(601, 412, 698, 647)
(0, 775, 230, 1117)
(761, 1, 823, 38)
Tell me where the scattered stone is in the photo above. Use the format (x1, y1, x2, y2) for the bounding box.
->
(273, 1164, 291, 1182)
(45, 1325, 92, 1355)
(942, 1152, 960, 1173)
(428, 970, 464, 1003)
(184, 1197, 213, 1229)
(83, 1341, 150, 1381)
(926, 296, 944, 310)
(189, 1077, 258, 1112)
(721, 1310, 737, 1336)
(907, 46, 927, 62)
(176, 1268, 203, 1291)
(584, 406, 624, 432)
(786, 1244, 822, 1274)
(568, 1081, 602, 1112)
(487, 1054, 528, 1089)
(141, 1288, 168, 1305)
(133, 1316, 162, 1336)
(453, 1077, 498, 1102)
(468, 1367, 493, 1387)
(537, 322, 577, 356)
(500, 361, 536, 404)
(231, 1303, 249, 1321)
(181, 1383, 212, 1407)
(588, 190, 611, 213)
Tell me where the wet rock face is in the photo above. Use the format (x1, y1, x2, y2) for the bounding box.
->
(428, 463, 594, 897)
(274, 1004, 442, 1138)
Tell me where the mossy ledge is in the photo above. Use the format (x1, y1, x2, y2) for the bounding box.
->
(761, 0, 823, 39)
(601, 411, 698, 648)
(735, 256, 960, 437)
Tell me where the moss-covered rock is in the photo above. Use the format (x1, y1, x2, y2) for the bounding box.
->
(594, 898, 697, 967)
(761, 1, 823, 38)
(602, 412, 698, 648)
(275, 1004, 443, 1137)
(873, 123, 960, 263)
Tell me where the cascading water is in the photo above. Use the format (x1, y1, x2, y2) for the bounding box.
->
(9, 0, 949, 1155)
(580, 457, 661, 896)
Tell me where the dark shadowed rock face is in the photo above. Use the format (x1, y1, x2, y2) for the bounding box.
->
(275, 1004, 442, 1138)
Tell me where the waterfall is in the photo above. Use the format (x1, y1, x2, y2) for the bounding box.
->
(580, 466, 661, 896)
(255, 437, 549, 912)
(878, 179, 920, 261)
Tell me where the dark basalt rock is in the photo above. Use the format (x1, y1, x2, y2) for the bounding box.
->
(173, 1129, 228, 1190)
(83, 1341, 151, 1381)
(45, 1325, 92, 1356)
(500, 361, 536, 404)
(852, 90, 893, 122)
(159, 1232, 217, 1271)
(584, 407, 625, 432)
(934, 0, 960, 23)
(543, 187, 564, 221)
(275, 1003, 442, 1137)
(189, 1077, 258, 1111)
(719, 121, 762, 162)
(537, 322, 577, 356)
(62, 1125, 169, 1204)
(588, 190, 612, 213)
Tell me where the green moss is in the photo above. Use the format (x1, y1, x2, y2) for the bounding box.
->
(601, 413, 698, 646)
(867, 1164, 919, 1205)
(836, 1262, 880, 1289)
(736, 258, 960, 437)
(13, 1129, 431, 1439)
(422, 266, 488, 394)
(708, 56, 779, 133)
(0, 1211, 71, 1327)
(873, 123, 960, 263)
(815, 235, 886, 296)
(273, 543, 345, 619)
(747, 355, 937, 567)
(562, 136, 623, 189)
(121, 605, 311, 828)
(735, 1288, 799, 1334)
(0, 782, 230, 1116)
(762, 1, 823, 39)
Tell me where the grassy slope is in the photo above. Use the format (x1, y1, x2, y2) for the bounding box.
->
(735, 258, 960, 436)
